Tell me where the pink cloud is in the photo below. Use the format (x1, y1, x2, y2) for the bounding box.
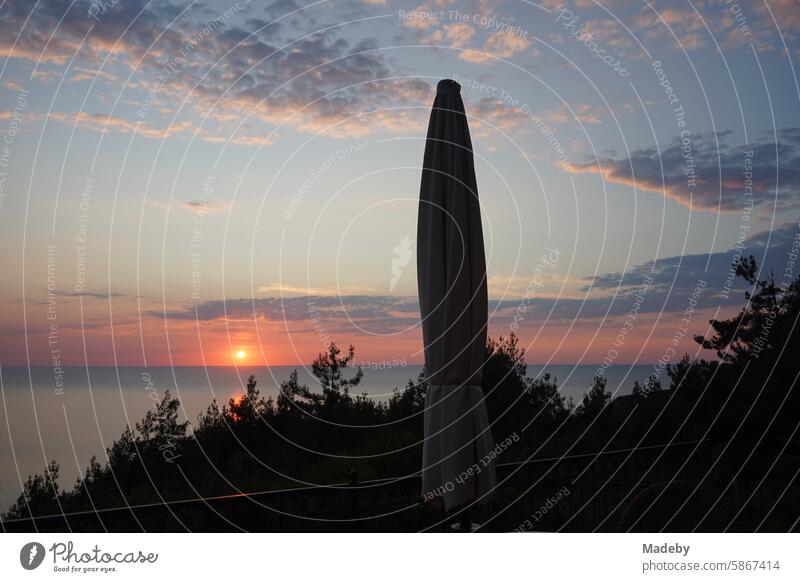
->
(460, 29, 531, 63)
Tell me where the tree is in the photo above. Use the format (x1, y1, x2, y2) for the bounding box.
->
(689, 255, 800, 439)
(278, 368, 321, 416)
(135, 390, 188, 448)
(527, 373, 569, 426)
(483, 334, 531, 440)
(312, 343, 364, 397)
(386, 371, 427, 420)
(632, 374, 663, 399)
(695, 254, 799, 366)
(81, 455, 103, 486)
(666, 354, 716, 395)
(5, 460, 61, 518)
(575, 375, 612, 421)
(107, 425, 138, 467)
(227, 375, 272, 424)
(197, 399, 224, 431)
(482, 334, 568, 441)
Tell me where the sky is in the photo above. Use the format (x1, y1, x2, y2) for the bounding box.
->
(0, 0, 799, 368)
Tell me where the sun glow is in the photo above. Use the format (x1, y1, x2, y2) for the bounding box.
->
(235, 350, 246, 361)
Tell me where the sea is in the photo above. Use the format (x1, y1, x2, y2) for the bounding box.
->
(0, 364, 655, 510)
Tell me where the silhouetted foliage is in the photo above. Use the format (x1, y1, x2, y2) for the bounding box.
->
(5, 261, 798, 533)
(575, 375, 612, 422)
(483, 334, 569, 441)
(313, 343, 364, 396)
(632, 374, 662, 399)
(6, 460, 61, 518)
(695, 254, 799, 366)
(136, 390, 188, 453)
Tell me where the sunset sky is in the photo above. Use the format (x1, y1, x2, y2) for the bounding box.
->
(0, 0, 799, 367)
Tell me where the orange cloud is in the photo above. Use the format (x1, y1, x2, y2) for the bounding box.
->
(460, 30, 531, 63)
(428, 22, 475, 47)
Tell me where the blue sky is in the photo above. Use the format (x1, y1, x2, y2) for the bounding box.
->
(0, 0, 798, 366)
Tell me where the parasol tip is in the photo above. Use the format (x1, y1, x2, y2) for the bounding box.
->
(436, 78, 461, 94)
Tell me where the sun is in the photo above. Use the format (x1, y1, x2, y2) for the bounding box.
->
(235, 350, 246, 361)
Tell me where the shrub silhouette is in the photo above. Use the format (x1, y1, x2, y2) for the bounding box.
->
(4, 260, 798, 534)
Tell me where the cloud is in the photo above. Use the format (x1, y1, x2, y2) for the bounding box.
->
(68, 67, 119, 82)
(181, 200, 231, 214)
(625, 2, 798, 54)
(56, 290, 127, 298)
(491, 223, 800, 323)
(153, 295, 422, 335)
(578, 17, 634, 49)
(563, 130, 800, 212)
(0, 0, 189, 65)
(428, 22, 475, 47)
(401, 5, 440, 31)
(263, 0, 302, 20)
(548, 1, 794, 56)
(256, 283, 381, 295)
(1, 0, 436, 142)
(545, 103, 603, 125)
(469, 98, 603, 136)
(583, 221, 800, 296)
(460, 29, 531, 63)
(48, 111, 194, 139)
(153, 221, 800, 330)
(757, 0, 800, 31)
(167, 27, 434, 139)
(470, 97, 529, 132)
(630, 6, 708, 51)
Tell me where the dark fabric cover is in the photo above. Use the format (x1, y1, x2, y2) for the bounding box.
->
(417, 79, 496, 510)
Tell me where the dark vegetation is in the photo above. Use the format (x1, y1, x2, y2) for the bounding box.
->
(3, 257, 799, 531)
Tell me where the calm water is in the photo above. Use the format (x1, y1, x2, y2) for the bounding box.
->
(0, 364, 653, 510)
